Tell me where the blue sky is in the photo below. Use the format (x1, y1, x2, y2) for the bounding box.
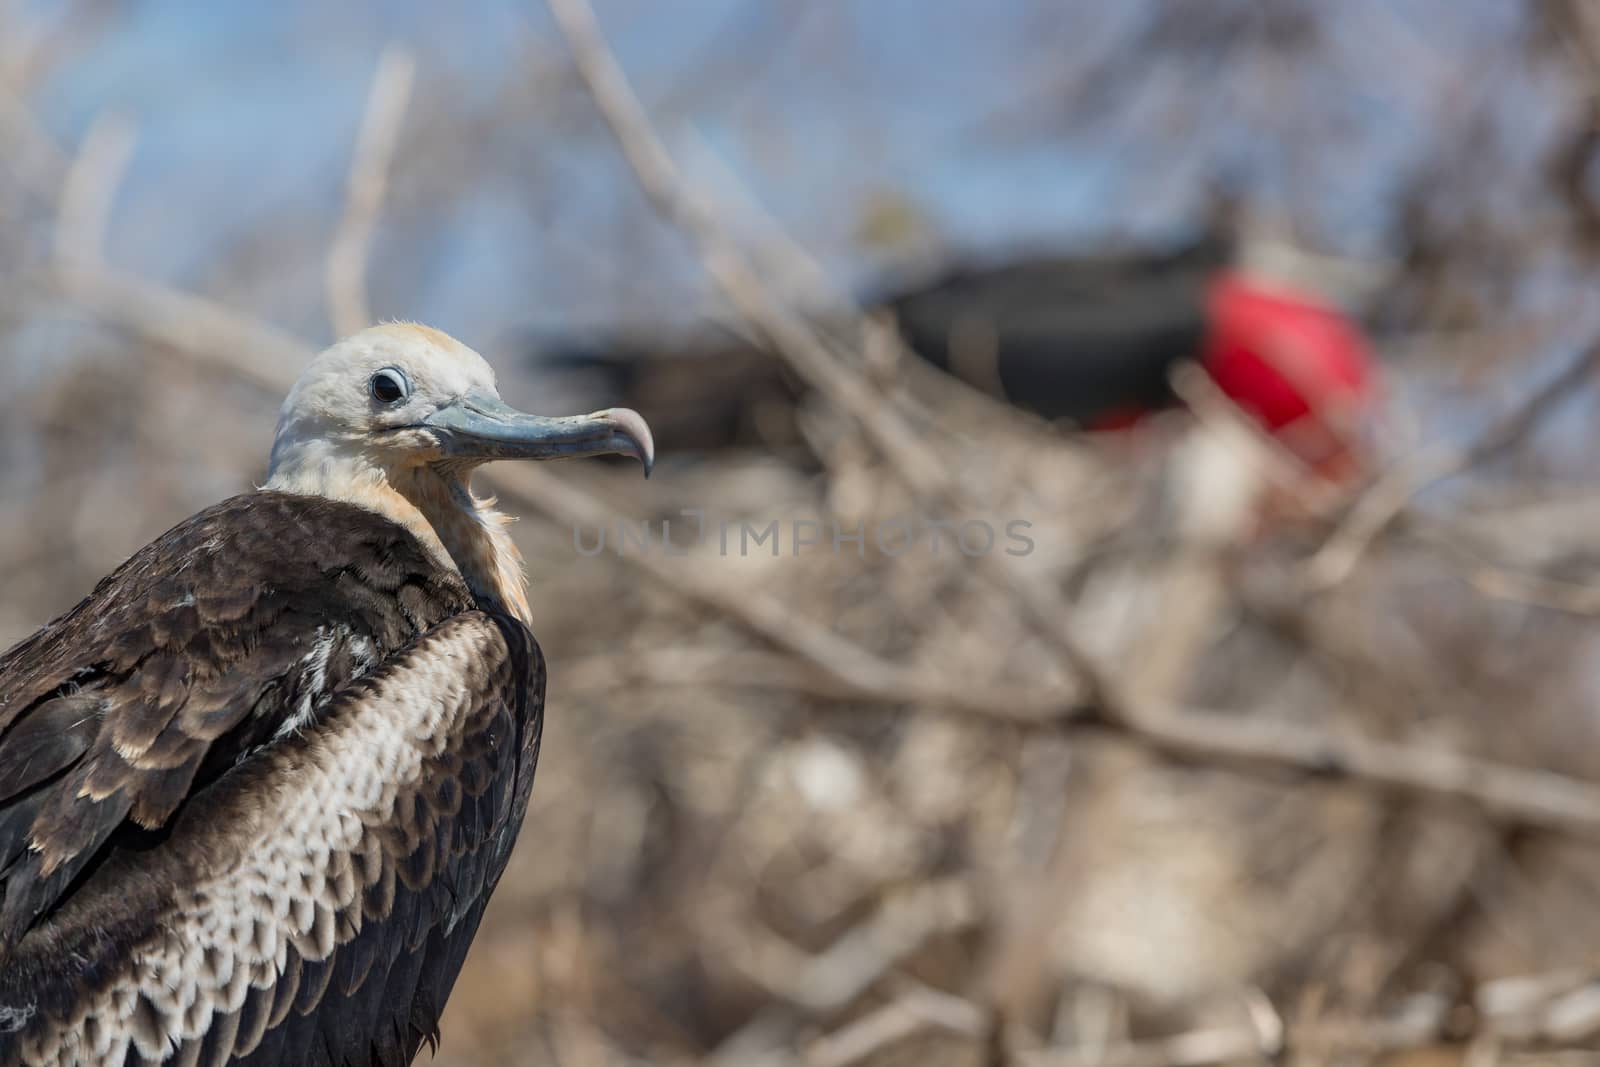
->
(20, 0, 1581, 399)
(23, 1, 1184, 344)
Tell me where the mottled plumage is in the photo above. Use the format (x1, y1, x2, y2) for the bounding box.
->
(0, 325, 651, 1066)
(0, 493, 539, 1065)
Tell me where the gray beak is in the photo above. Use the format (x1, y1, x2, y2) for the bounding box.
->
(424, 394, 654, 476)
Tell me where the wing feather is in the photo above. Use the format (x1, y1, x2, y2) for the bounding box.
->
(0, 698, 99, 803)
(0, 609, 544, 1067)
(0, 492, 473, 950)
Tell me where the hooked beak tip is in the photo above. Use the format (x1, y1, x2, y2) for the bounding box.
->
(595, 407, 654, 477)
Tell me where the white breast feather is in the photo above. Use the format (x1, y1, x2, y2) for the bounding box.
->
(19, 617, 503, 1067)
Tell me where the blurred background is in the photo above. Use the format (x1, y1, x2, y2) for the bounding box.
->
(8, 1, 1600, 1064)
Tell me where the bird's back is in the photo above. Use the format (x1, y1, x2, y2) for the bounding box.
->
(0, 492, 545, 1066)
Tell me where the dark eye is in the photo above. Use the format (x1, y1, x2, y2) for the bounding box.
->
(369, 368, 410, 405)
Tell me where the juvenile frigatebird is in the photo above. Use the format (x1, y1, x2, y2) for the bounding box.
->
(0, 324, 652, 1066)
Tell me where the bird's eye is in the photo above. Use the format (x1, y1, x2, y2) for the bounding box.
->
(369, 368, 410, 405)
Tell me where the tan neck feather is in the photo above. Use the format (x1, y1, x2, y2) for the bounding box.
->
(395, 470, 531, 625)
(266, 462, 530, 625)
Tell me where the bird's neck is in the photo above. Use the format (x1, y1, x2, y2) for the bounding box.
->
(395, 469, 532, 626)
(265, 458, 531, 626)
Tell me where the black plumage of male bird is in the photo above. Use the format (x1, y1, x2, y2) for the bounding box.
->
(536, 237, 1377, 481)
(0, 324, 653, 1067)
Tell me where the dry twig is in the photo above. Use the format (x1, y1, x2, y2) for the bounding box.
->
(326, 44, 415, 337)
(52, 255, 1600, 848)
(1303, 339, 1600, 590)
(545, 0, 1124, 710)
(54, 112, 136, 270)
(803, 981, 988, 1067)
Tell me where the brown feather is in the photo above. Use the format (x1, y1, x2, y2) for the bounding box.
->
(0, 492, 546, 1067)
(0, 492, 475, 948)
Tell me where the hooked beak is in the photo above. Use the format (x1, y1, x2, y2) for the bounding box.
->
(423, 394, 654, 476)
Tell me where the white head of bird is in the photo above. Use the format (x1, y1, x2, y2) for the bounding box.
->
(265, 323, 652, 624)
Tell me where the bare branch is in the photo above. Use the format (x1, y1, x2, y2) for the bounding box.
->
(1169, 361, 1340, 516)
(54, 255, 1600, 848)
(804, 981, 988, 1067)
(544, 0, 947, 499)
(545, 0, 1124, 710)
(564, 641, 1600, 843)
(1300, 443, 1463, 591)
(1012, 996, 1445, 1067)
(713, 879, 978, 1017)
(53, 266, 312, 393)
(326, 44, 415, 337)
(55, 112, 136, 270)
(1303, 339, 1600, 590)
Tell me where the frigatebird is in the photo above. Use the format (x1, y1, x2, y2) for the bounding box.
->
(538, 241, 1377, 481)
(0, 324, 653, 1066)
